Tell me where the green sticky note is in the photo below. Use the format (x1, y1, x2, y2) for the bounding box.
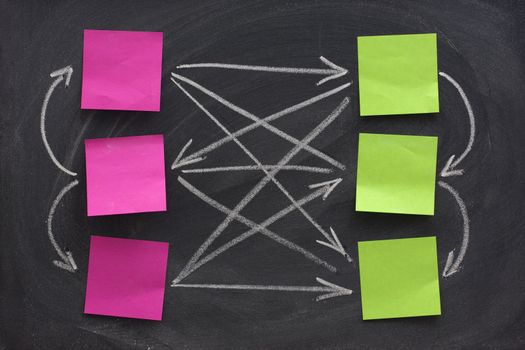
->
(358, 236, 441, 320)
(357, 33, 439, 116)
(356, 133, 438, 215)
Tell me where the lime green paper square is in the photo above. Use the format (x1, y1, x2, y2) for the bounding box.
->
(358, 236, 441, 320)
(356, 133, 438, 215)
(357, 33, 439, 116)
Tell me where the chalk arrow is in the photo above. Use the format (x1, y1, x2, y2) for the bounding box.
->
(182, 165, 333, 174)
(174, 176, 352, 283)
(308, 179, 352, 262)
(440, 155, 465, 177)
(308, 178, 342, 201)
(47, 180, 79, 273)
(177, 56, 348, 86)
(171, 139, 205, 169)
(169, 82, 350, 170)
(438, 181, 470, 277)
(439, 71, 475, 177)
(316, 227, 352, 263)
(172, 277, 352, 301)
(41, 65, 77, 177)
(171, 95, 349, 284)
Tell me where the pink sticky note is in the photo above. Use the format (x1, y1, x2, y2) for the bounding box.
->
(84, 236, 169, 320)
(85, 134, 166, 216)
(81, 29, 163, 111)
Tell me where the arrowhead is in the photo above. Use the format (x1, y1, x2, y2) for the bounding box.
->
(315, 227, 352, 262)
(440, 155, 464, 177)
(171, 139, 205, 170)
(53, 251, 77, 273)
(308, 178, 342, 200)
(315, 278, 353, 301)
(50, 66, 73, 87)
(317, 57, 348, 86)
(442, 250, 458, 277)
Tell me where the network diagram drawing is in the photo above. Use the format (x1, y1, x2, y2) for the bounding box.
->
(41, 53, 474, 302)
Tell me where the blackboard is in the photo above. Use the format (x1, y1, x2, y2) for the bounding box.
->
(2, 0, 525, 349)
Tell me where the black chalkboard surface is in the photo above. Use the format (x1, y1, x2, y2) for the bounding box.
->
(2, 0, 525, 349)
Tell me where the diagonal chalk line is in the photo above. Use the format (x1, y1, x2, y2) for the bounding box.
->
(315, 290, 350, 301)
(171, 78, 348, 237)
(174, 157, 206, 169)
(172, 139, 194, 167)
(177, 177, 337, 280)
(171, 74, 349, 170)
(171, 138, 207, 169)
(171, 89, 349, 284)
(174, 82, 350, 168)
(182, 165, 333, 174)
(172, 90, 348, 283)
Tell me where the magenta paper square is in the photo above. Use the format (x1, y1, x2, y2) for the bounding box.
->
(81, 29, 163, 111)
(85, 134, 166, 216)
(84, 236, 169, 321)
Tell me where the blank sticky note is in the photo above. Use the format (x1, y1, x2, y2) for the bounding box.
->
(85, 134, 166, 216)
(358, 236, 441, 320)
(356, 133, 438, 215)
(357, 33, 439, 116)
(84, 236, 169, 320)
(81, 29, 163, 111)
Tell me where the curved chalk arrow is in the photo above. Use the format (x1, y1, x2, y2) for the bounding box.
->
(172, 277, 352, 302)
(47, 180, 79, 272)
(438, 180, 470, 277)
(439, 71, 475, 177)
(177, 56, 348, 86)
(41, 66, 77, 177)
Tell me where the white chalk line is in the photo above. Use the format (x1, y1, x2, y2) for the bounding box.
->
(173, 283, 331, 292)
(41, 66, 77, 177)
(308, 179, 352, 261)
(438, 180, 470, 277)
(318, 56, 350, 85)
(171, 94, 349, 284)
(316, 277, 348, 291)
(171, 139, 193, 169)
(308, 178, 342, 200)
(177, 56, 348, 86)
(315, 227, 351, 262)
(173, 82, 350, 169)
(47, 179, 79, 272)
(172, 278, 352, 301)
(172, 78, 348, 246)
(177, 176, 338, 279)
(173, 157, 205, 169)
(439, 71, 475, 176)
(171, 138, 207, 169)
(182, 165, 333, 174)
(171, 74, 348, 170)
(329, 227, 344, 254)
(315, 290, 352, 301)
